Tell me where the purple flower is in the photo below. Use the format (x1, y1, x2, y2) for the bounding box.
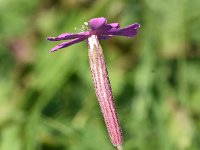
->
(47, 17, 140, 52)
(47, 17, 140, 150)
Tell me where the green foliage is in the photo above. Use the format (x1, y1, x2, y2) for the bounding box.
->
(0, 0, 200, 149)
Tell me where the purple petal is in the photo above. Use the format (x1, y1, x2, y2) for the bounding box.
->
(103, 23, 140, 37)
(50, 37, 87, 52)
(90, 17, 107, 30)
(98, 22, 119, 32)
(47, 32, 89, 41)
(109, 23, 120, 29)
(98, 35, 113, 40)
(89, 18, 121, 33)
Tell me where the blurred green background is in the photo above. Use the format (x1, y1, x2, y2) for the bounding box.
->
(0, 0, 200, 150)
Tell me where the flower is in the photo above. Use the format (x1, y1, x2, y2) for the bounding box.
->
(47, 17, 140, 52)
(47, 17, 140, 150)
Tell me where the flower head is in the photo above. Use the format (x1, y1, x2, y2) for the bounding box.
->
(47, 17, 140, 52)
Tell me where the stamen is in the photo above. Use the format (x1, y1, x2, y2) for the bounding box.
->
(82, 21, 89, 31)
(74, 26, 84, 32)
(84, 22, 88, 26)
(74, 21, 89, 32)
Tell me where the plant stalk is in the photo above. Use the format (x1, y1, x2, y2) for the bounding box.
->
(87, 35, 123, 147)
